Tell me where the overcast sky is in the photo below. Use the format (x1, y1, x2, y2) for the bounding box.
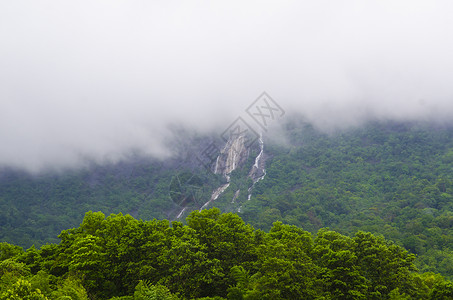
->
(1, 1, 453, 172)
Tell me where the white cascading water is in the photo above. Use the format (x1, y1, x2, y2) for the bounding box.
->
(180, 133, 266, 217)
(253, 134, 264, 169)
(176, 207, 187, 219)
(200, 182, 230, 211)
(247, 133, 266, 201)
(199, 133, 247, 211)
(199, 132, 266, 212)
(214, 156, 220, 174)
(232, 189, 240, 203)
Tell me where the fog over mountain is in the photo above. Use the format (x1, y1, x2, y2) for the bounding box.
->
(1, 1, 453, 172)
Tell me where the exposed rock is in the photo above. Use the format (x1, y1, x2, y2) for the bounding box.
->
(214, 134, 249, 175)
(200, 131, 267, 211)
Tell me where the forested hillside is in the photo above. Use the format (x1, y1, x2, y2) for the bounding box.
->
(0, 133, 220, 247)
(2, 120, 453, 281)
(1, 209, 453, 299)
(240, 120, 453, 279)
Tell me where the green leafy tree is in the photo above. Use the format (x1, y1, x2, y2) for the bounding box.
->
(353, 231, 416, 298)
(0, 259, 31, 291)
(0, 242, 23, 261)
(0, 278, 48, 300)
(313, 229, 367, 299)
(134, 280, 179, 300)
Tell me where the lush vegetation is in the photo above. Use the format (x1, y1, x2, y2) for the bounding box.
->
(236, 121, 453, 279)
(0, 155, 218, 248)
(3, 120, 453, 282)
(1, 208, 453, 299)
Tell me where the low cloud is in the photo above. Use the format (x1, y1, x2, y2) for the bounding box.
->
(1, 1, 453, 172)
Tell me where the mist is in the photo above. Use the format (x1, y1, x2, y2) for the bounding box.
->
(1, 1, 453, 172)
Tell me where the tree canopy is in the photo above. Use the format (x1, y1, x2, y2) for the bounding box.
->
(1, 209, 453, 299)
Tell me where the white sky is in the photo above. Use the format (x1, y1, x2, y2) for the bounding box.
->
(1, 1, 453, 171)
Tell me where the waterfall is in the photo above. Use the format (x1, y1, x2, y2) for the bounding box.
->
(200, 131, 267, 210)
(200, 182, 230, 211)
(254, 133, 264, 169)
(199, 132, 248, 210)
(214, 156, 220, 174)
(176, 207, 187, 219)
(247, 132, 266, 201)
(232, 189, 240, 203)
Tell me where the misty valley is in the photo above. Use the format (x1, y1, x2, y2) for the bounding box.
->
(2, 120, 453, 299)
(4, 0, 453, 298)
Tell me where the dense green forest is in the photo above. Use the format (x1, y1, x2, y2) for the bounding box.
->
(238, 121, 453, 279)
(0, 147, 219, 247)
(2, 120, 453, 282)
(2, 208, 453, 299)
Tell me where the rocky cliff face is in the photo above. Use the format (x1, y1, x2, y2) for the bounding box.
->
(198, 133, 250, 212)
(214, 134, 250, 176)
(199, 131, 267, 212)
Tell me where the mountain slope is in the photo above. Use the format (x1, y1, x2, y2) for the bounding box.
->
(241, 120, 453, 278)
(2, 120, 453, 279)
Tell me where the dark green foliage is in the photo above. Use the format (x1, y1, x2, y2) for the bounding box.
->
(3, 120, 453, 289)
(134, 280, 179, 300)
(0, 158, 216, 249)
(1, 209, 452, 299)
(0, 242, 23, 261)
(239, 121, 453, 279)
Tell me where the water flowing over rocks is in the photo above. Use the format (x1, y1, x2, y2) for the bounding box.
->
(214, 134, 249, 175)
(200, 132, 267, 211)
